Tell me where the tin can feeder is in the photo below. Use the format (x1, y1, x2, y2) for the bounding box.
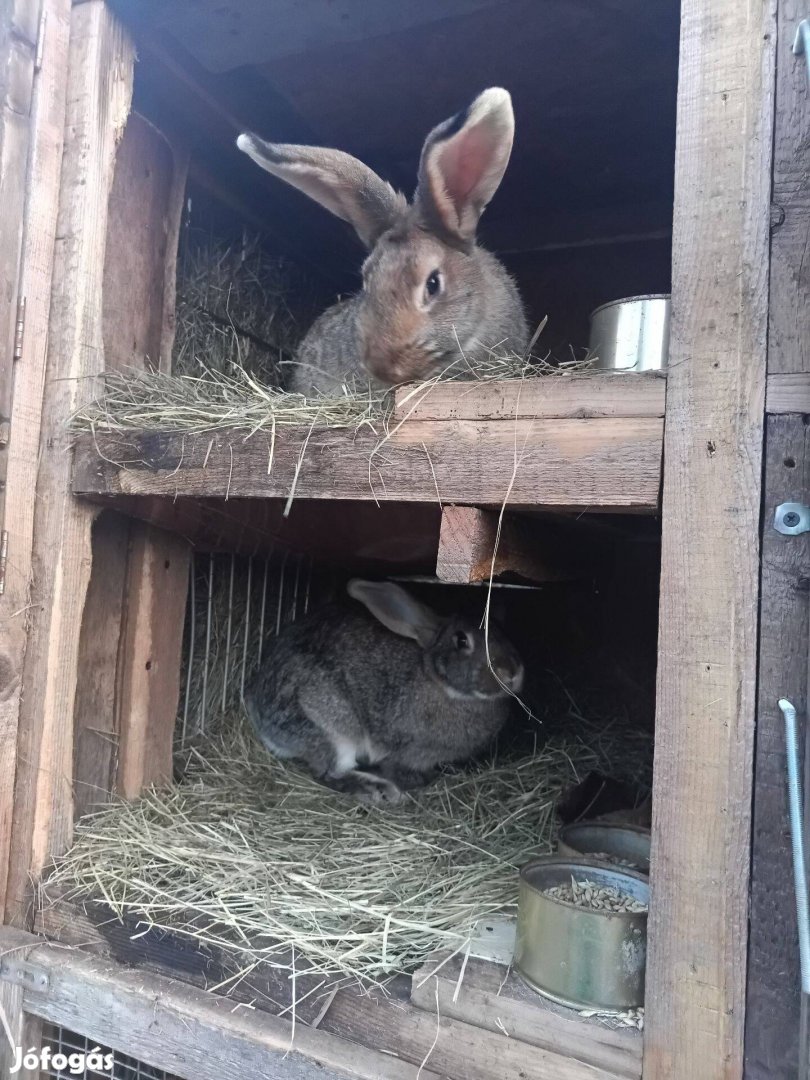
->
(557, 822, 651, 875)
(514, 856, 648, 1010)
(589, 293, 670, 372)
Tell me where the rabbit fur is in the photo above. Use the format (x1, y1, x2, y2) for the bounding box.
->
(237, 88, 528, 395)
(244, 579, 525, 805)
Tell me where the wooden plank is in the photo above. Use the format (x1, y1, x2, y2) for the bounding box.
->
(71, 417, 665, 512)
(1, 928, 438, 1080)
(745, 416, 810, 1079)
(0, 927, 43, 1080)
(643, 0, 776, 1076)
(116, 525, 190, 798)
(72, 513, 130, 822)
(410, 952, 641, 1080)
(4, 1, 134, 927)
(0, 0, 71, 918)
(321, 985, 622, 1080)
(768, 0, 810, 375)
(436, 505, 571, 583)
(36, 886, 331, 1028)
(393, 373, 667, 423)
(766, 373, 810, 414)
(71, 105, 191, 819)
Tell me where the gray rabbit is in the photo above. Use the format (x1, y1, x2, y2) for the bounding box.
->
(244, 580, 525, 804)
(237, 88, 528, 395)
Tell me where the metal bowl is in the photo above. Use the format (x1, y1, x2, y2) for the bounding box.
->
(557, 822, 651, 875)
(589, 293, 670, 372)
(514, 856, 648, 1010)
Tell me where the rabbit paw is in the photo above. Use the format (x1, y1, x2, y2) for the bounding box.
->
(354, 774, 403, 806)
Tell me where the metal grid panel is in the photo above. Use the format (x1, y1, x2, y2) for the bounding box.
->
(40, 1024, 182, 1080)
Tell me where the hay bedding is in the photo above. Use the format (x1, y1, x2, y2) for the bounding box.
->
(48, 715, 644, 989)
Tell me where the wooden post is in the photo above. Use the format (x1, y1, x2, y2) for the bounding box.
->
(71, 109, 191, 821)
(0, 0, 72, 918)
(745, 2, 810, 1075)
(643, 0, 776, 1077)
(4, 1, 135, 927)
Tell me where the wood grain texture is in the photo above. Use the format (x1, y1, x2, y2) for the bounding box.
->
(116, 524, 190, 798)
(1, 929, 435, 1080)
(5, 1, 134, 927)
(320, 986, 622, 1080)
(436, 505, 571, 583)
(393, 373, 667, 423)
(766, 372, 810, 414)
(643, 0, 775, 1076)
(72, 514, 130, 822)
(71, 105, 191, 819)
(0, 0, 71, 918)
(71, 416, 664, 512)
(410, 952, 641, 1079)
(745, 417, 810, 1078)
(768, 0, 810, 375)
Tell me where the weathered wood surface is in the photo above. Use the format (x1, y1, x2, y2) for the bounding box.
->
(436, 505, 572, 583)
(5, 1, 134, 926)
(116, 525, 191, 799)
(768, 0, 810, 376)
(72, 416, 664, 512)
(0, 0, 70, 919)
(36, 888, 626, 1079)
(745, 417, 810, 1078)
(72, 513, 130, 822)
(766, 372, 810, 414)
(393, 372, 666, 423)
(1, 928, 433, 1080)
(72, 104, 191, 821)
(36, 886, 331, 1028)
(321, 984, 624, 1080)
(410, 951, 641, 1079)
(644, 0, 775, 1077)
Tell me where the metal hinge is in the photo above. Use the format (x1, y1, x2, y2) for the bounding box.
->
(0, 956, 49, 992)
(13, 296, 25, 361)
(774, 502, 810, 536)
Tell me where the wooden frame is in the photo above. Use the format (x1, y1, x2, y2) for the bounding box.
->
(0, 0, 802, 1077)
(644, 1, 777, 1077)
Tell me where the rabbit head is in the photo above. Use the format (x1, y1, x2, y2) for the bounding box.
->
(237, 88, 525, 385)
(347, 579, 524, 701)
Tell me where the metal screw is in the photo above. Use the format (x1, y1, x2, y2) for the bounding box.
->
(784, 512, 801, 528)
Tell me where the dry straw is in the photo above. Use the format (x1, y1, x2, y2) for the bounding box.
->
(48, 714, 644, 988)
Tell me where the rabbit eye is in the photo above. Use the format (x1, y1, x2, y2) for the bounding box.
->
(425, 270, 442, 300)
(453, 631, 472, 651)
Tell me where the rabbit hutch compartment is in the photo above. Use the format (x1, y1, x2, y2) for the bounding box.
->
(1, 0, 793, 1077)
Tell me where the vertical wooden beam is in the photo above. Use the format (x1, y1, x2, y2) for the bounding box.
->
(4, 1, 134, 927)
(644, 0, 776, 1076)
(745, 4, 810, 1073)
(0, 0, 71, 917)
(71, 110, 191, 818)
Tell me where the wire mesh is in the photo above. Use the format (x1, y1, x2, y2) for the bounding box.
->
(179, 549, 322, 744)
(40, 1024, 182, 1080)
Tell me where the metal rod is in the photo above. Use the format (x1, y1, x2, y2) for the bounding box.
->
(257, 553, 271, 667)
(292, 553, 302, 621)
(794, 20, 810, 88)
(780, 698, 810, 994)
(275, 549, 290, 635)
(200, 554, 214, 734)
(181, 560, 197, 746)
(222, 554, 235, 712)
(240, 556, 253, 703)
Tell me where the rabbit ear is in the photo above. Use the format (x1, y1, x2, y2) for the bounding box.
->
(415, 87, 514, 245)
(236, 134, 406, 249)
(347, 580, 441, 647)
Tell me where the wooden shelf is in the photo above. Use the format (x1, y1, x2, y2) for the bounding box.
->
(72, 375, 666, 529)
(32, 887, 641, 1080)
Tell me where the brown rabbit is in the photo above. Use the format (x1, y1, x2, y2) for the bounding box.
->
(237, 88, 528, 395)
